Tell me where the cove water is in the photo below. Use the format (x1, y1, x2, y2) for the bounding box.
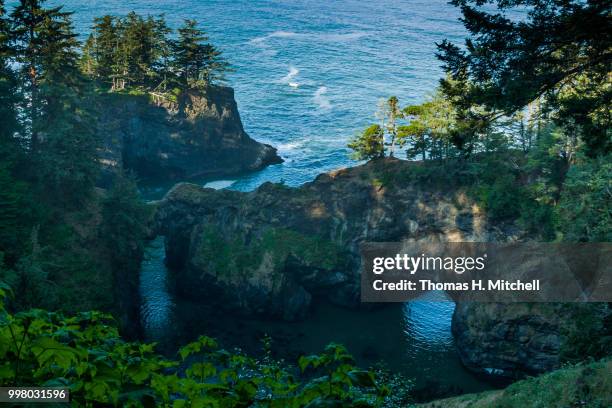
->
(45, 0, 491, 394)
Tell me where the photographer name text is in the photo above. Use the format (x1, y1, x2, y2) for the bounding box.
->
(372, 279, 540, 292)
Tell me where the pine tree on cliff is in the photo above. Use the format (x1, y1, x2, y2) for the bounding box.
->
(10, 0, 99, 204)
(149, 14, 173, 90)
(401, 89, 457, 161)
(83, 13, 173, 91)
(84, 15, 118, 86)
(347, 124, 385, 160)
(173, 19, 229, 89)
(437, 0, 612, 157)
(119, 12, 151, 87)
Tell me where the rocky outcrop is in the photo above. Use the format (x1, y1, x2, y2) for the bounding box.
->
(154, 158, 520, 321)
(452, 302, 611, 379)
(152, 158, 609, 380)
(454, 302, 560, 378)
(97, 86, 282, 182)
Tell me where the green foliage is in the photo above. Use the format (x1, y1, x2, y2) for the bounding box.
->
(557, 154, 612, 242)
(350, 96, 410, 160)
(10, 0, 100, 205)
(559, 304, 612, 365)
(0, 285, 393, 407)
(83, 13, 229, 93)
(174, 19, 230, 89)
(0, 0, 20, 145)
(196, 225, 265, 280)
(85, 12, 173, 90)
(383, 96, 402, 157)
(262, 228, 347, 271)
(423, 359, 611, 408)
(348, 125, 385, 160)
(197, 226, 347, 280)
(473, 173, 524, 221)
(400, 89, 457, 161)
(437, 0, 612, 157)
(102, 172, 151, 271)
(0, 1, 156, 318)
(0, 156, 33, 263)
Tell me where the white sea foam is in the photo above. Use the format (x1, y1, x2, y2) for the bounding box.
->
(313, 86, 332, 110)
(278, 140, 306, 153)
(280, 66, 299, 84)
(250, 31, 297, 44)
(251, 30, 366, 45)
(319, 32, 367, 41)
(204, 180, 236, 190)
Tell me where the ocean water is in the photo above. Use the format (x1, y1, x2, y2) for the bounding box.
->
(44, 0, 465, 191)
(33, 0, 490, 394)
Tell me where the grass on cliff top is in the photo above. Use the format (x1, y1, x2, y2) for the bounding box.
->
(420, 358, 611, 408)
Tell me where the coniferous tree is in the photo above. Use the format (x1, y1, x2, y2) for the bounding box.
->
(201, 40, 230, 85)
(81, 13, 230, 92)
(87, 15, 118, 85)
(173, 19, 207, 88)
(401, 90, 457, 161)
(347, 124, 385, 160)
(10, 0, 99, 203)
(119, 12, 145, 88)
(79, 33, 96, 77)
(385, 96, 401, 157)
(149, 15, 172, 89)
(0, 2, 40, 300)
(101, 171, 150, 330)
(0, 0, 19, 146)
(437, 0, 612, 156)
(0, 0, 32, 265)
(174, 19, 229, 89)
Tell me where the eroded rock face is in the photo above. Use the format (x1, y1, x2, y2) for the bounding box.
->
(154, 158, 519, 321)
(452, 302, 610, 379)
(97, 86, 282, 182)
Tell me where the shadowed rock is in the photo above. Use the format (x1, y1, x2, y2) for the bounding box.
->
(97, 86, 282, 182)
(153, 158, 517, 320)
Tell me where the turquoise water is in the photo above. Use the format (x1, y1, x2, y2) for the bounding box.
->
(35, 0, 490, 395)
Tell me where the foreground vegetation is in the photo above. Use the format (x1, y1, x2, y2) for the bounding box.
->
(0, 285, 408, 407)
(421, 358, 612, 408)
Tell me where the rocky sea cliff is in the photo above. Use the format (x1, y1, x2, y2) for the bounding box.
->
(97, 86, 282, 183)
